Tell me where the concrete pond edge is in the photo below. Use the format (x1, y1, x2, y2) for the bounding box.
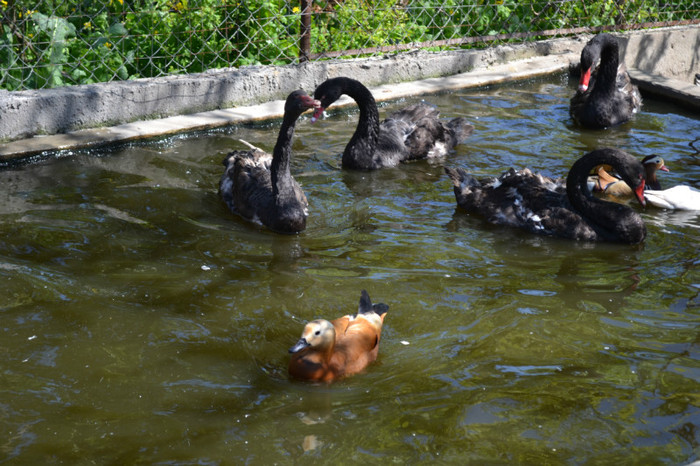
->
(0, 25, 698, 163)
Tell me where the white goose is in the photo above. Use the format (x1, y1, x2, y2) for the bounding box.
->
(644, 185, 700, 210)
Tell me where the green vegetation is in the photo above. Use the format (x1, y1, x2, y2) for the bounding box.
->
(0, 0, 695, 90)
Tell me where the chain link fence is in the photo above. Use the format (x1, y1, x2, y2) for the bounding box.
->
(1, 0, 697, 91)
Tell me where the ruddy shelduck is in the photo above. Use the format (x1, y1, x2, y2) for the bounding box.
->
(288, 290, 389, 383)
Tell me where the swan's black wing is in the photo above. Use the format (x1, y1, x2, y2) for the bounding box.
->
(376, 103, 442, 163)
(221, 149, 308, 233)
(402, 114, 446, 160)
(379, 103, 474, 162)
(444, 117, 474, 151)
(445, 166, 604, 240)
(220, 149, 274, 224)
(374, 117, 414, 167)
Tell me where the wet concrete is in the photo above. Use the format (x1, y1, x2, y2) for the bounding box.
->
(0, 25, 697, 162)
(619, 26, 700, 112)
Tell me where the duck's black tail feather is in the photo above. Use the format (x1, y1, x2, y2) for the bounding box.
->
(358, 290, 389, 316)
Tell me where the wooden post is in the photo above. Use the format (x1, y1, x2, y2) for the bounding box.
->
(299, 0, 311, 62)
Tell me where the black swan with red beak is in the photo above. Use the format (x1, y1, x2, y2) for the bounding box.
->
(219, 90, 319, 234)
(445, 148, 647, 244)
(312, 77, 473, 170)
(570, 33, 642, 129)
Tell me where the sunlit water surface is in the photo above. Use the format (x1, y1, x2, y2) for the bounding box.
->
(1, 74, 699, 464)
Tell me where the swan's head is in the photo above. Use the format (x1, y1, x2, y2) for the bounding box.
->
(289, 319, 335, 354)
(578, 39, 598, 92)
(311, 77, 349, 123)
(286, 90, 321, 118)
(617, 161, 646, 207)
(578, 33, 617, 92)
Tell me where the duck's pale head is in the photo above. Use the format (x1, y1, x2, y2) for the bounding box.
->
(289, 319, 335, 354)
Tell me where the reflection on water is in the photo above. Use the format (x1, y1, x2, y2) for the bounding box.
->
(1, 74, 699, 463)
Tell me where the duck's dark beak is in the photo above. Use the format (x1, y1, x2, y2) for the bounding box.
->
(289, 338, 310, 353)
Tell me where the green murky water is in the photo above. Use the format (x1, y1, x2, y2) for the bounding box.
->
(1, 74, 699, 464)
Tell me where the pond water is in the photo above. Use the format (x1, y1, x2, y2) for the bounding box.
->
(1, 73, 699, 464)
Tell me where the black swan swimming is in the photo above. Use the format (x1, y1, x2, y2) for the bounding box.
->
(589, 154, 668, 197)
(570, 33, 642, 128)
(311, 77, 474, 170)
(219, 90, 319, 234)
(445, 148, 647, 243)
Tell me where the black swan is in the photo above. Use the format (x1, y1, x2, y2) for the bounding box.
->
(311, 77, 473, 170)
(589, 154, 668, 197)
(219, 90, 319, 234)
(570, 33, 642, 128)
(445, 148, 647, 243)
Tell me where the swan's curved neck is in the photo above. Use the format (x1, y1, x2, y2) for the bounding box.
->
(592, 39, 620, 97)
(271, 113, 298, 199)
(342, 80, 380, 168)
(567, 151, 624, 210)
(567, 150, 644, 243)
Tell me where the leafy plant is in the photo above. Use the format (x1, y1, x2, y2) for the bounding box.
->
(0, 0, 694, 90)
(29, 12, 76, 87)
(312, 0, 426, 54)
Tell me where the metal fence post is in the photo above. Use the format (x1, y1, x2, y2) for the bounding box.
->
(299, 0, 311, 62)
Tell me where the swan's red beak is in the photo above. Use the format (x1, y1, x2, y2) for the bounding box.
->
(635, 180, 646, 207)
(310, 106, 325, 123)
(578, 68, 591, 92)
(300, 95, 321, 110)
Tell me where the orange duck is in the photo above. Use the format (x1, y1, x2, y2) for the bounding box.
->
(589, 154, 668, 198)
(288, 290, 389, 383)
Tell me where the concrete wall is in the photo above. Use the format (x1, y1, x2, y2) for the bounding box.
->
(619, 26, 700, 82)
(0, 37, 582, 143)
(618, 26, 700, 111)
(0, 25, 697, 158)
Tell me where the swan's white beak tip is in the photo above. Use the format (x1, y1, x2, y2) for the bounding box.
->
(310, 107, 325, 124)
